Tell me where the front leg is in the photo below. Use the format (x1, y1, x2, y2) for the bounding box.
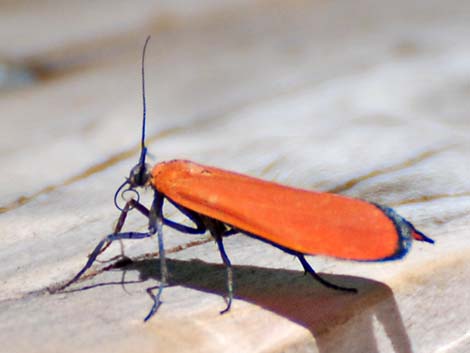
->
(143, 191, 166, 321)
(56, 231, 153, 291)
(98, 199, 149, 256)
(54, 199, 143, 291)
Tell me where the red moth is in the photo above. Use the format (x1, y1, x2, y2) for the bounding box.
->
(58, 36, 434, 321)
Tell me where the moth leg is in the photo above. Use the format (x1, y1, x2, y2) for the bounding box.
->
(215, 234, 233, 314)
(54, 199, 146, 291)
(119, 197, 206, 235)
(297, 255, 357, 293)
(164, 200, 207, 234)
(99, 199, 150, 256)
(144, 191, 167, 322)
(202, 217, 234, 313)
(56, 231, 153, 291)
(143, 196, 209, 321)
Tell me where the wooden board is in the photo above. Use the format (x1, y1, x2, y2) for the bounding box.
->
(1, 1, 470, 352)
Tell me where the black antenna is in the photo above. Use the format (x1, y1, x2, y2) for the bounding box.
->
(114, 36, 152, 211)
(139, 35, 151, 165)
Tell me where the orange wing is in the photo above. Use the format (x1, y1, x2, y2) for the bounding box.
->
(152, 160, 416, 261)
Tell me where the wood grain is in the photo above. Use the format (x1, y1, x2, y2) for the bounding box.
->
(1, 1, 470, 352)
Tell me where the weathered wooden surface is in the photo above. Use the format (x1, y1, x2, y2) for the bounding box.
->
(1, 1, 470, 352)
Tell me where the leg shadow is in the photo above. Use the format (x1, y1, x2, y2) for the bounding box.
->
(120, 258, 414, 353)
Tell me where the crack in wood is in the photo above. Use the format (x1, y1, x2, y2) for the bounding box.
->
(0, 127, 181, 214)
(391, 191, 470, 207)
(328, 144, 458, 194)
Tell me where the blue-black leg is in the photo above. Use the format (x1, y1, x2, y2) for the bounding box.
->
(199, 216, 235, 314)
(143, 191, 167, 321)
(58, 231, 153, 290)
(99, 199, 148, 255)
(216, 235, 233, 314)
(165, 199, 207, 234)
(297, 255, 357, 293)
(57, 200, 139, 290)
(142, 199, 208, 321)
(127, 198, 206, 235)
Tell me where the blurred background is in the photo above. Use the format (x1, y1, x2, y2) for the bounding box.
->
(3, 0, 470, 211)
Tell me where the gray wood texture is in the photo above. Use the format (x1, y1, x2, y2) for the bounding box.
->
(1, 1, 469, 352)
